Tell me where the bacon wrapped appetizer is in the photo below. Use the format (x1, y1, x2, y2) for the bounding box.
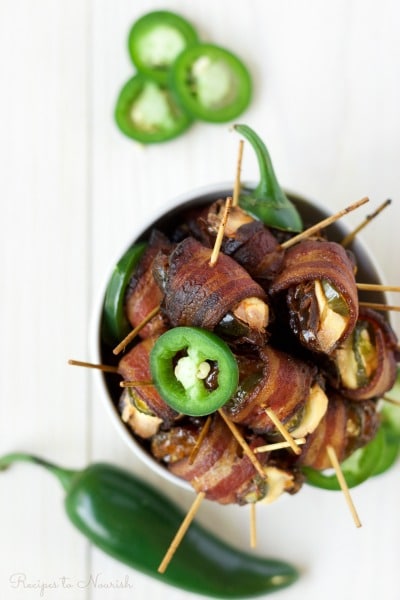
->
(326, 308, 398, 400)
(152, 414, 303, 505)
(154, 236, 270, 344)
(125, 230, 172, 339)
(118, 336, 179, 437)
(99, 126, 400, 509)
(223, 346, 328, 436)
(296, 391, 380, 470)
(198, 199, 284, 283)
(269, 239, 359, 355)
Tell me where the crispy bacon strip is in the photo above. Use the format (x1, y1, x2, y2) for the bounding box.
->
(199, 201, 284, 282)
(155, 415, 268, 505)
(269, 239, 359, 353)
(118, 337, 178, 426)
(224, 346, 316, 434)
(153, 415, 304, 505)
(330, 308, 398, 400)
(225, 220, 284, 282)
(296, 392, 380, 469)
(125, 230, 171, 339)
(159, 236, 268, 330)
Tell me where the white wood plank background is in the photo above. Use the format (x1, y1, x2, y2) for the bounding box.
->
(1, 1, 399, 599)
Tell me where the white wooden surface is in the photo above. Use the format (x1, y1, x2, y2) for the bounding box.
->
(1, 1, 400, 599)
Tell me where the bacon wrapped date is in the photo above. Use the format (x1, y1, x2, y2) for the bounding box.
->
(269, 239, 359, 354)
(327, 308, 398, 400)
(154, 236, 270, 343)
(152, 414, 302, 505)
(296, 391, 380, 470)
(198, 200, 284, 283)
(223, 346, 326, 435)
(118, 336, 179, 435)
(125, 230, 171, 339)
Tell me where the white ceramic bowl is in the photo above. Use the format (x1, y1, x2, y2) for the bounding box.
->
(90, 182, 386, 490)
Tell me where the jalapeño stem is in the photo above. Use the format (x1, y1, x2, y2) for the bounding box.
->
(234, 124, 303, 232)
(0, 452, 78, 492)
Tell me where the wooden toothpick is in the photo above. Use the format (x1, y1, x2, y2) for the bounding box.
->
(189, 415, 212, 465)
(218, 410, 266, 479)
(254, 438, 306, 454)
(68, 359, 119, 373)
(158, 491, 206, 574)
(326, 444, 362, 528)
(281, 197, 369, 250)
(232, 140, 245, 207)
(356, 283, 400, 293)
(209, 197, 232, 267)
(265, 408, 302, 455)
(341, 199, 391, 248)
(250, 503, 257, 549)
(119, 380, 153, 388)
(382, 395, 400, 407)
(358, 302, 400, 313)
(113, 305, 160, 355)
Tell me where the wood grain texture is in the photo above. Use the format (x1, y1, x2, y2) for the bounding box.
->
(1, 1, 399, 599)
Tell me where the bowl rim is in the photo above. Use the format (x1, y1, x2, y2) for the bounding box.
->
(90, 181, 388, 491)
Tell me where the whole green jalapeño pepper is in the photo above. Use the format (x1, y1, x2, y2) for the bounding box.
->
(234, 124, 303, 232)
(0, 453, 299, 598)
(150, 327, 239, 416)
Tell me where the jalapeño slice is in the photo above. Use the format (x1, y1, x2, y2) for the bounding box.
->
(128, 10, 199, 84)
(170, 43, 252, 123)
(115, 74, 193, 144)
(150, 327, 239, 416)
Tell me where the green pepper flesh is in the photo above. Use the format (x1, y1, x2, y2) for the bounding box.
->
(102, 242, 147, 344)
(371, 420, 400, 476)
(373, 371, 400, 476)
